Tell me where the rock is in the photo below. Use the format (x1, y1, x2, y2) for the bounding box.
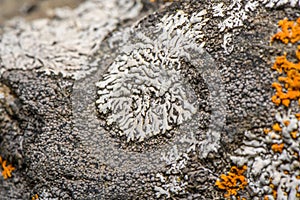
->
(0, 0, 300, 199)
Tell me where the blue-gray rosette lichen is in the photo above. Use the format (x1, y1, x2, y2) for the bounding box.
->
(96, 10, 209, 142)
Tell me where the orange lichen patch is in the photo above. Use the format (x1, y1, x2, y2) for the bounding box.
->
(0, 156, 15, 179)
(271, 143, 284, 153)
(271, 18, 300, 44)
(283, 120, 290, 126)
(215, 165, 248, 199)
(295, 113, 300, 120)
(272, 123, 282, 132)
(271, 52, 300, 106)
(291, 131, 298, 139)
(264, 196, 269, 200)
(1, 161, 15, 179)
(32, 194, 39, 200)
(272, 188, 277, 199)
(271, 19, 300, 107)
(264, 128, 271, 134)
(272, 57, 300, 80)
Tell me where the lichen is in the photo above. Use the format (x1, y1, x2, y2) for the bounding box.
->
(271, 18, 300, 107)
(32, 194, 39, 200)
(154, 172, 188, 198)
(96, 10, 209, 142)
(271, 143, 284, 153)
(262, 0, 300, 8)
(225, 17, 300, 200)
(0, 156, 15, 180)
(0, 0, 143, 79)
(210, 1, 299, 55)
(210, 1, 262, 54)
(271, 18, 300, 44)
(271, 50, 300, 106)
(215, 165, 248, 199)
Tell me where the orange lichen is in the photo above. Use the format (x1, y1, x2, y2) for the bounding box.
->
(0, 156, 15, 179)
(264, 128, 271, 134)
(269, 183, 278, 199)
(291, 131, 298, 139)
(271, 18, 300, 44)
(215, 165, 248, 199)
(271, 143, 284, 153)
(271, 53, 300, 106)
(272, 123, 282, 132)
(268, 179, 279, 198)
(283, 120, 290, 126)
(264, 196, 269, 200)
(271, 18, 300, 107)
(273, 189, 277, 199)
(32, 194, 39, 200)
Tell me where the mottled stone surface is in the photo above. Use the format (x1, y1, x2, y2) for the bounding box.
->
(0, 0, 300, 199)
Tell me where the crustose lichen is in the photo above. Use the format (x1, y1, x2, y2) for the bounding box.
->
(0, 156, 15, 180)
(96, 10, 208, 142)
(215, 165, 248, 199)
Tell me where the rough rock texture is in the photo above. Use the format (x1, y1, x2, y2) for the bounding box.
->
(1, 0, 300, 199)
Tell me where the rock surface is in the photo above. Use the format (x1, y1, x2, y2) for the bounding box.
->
(0, 0, 300, 199)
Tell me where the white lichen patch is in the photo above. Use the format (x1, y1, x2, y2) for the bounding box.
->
(211, 0, 258, 54)
(230, 111, 300, 199)
(213, 0, 299, 34)
(0, 0, 143, 79)
(153, 132, 216, 198)
(211, 0, 299, 54)
(154, 174, 188, 198)
(260, 0, 300, 7)
(154, 145, 189, 198)
(214, 1, 252, 33)
(96, 10, 210, 142)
